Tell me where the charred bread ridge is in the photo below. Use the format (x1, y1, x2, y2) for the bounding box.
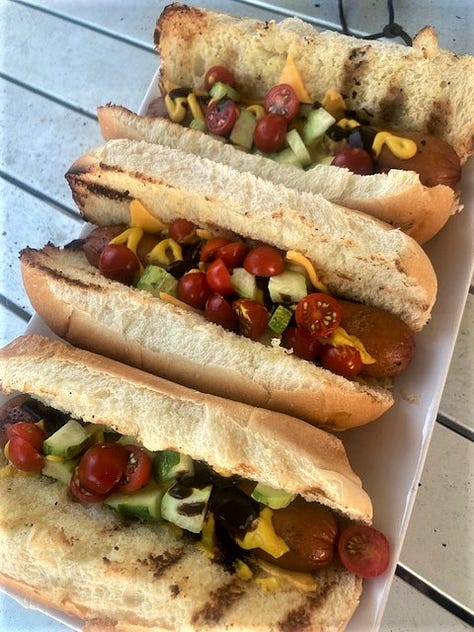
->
(98, 104, 457, 245)
(20, 246, 394, 431)
(155, 3, 474, 162)
(0, 334, 372, 522)
(0, 473, 362, 632)
(65, 138, 437, 332)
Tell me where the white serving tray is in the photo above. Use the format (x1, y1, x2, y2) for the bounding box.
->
(1, 69, 473, 631)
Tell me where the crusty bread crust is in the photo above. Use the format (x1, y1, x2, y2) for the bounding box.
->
(19, 246, 393, 431)
(0, 335, 373, 521)
(97, 105, 457, 245)
(65, 138, 437, 332)
(0, 473, 362, 631)
(155, 4, 474, 162)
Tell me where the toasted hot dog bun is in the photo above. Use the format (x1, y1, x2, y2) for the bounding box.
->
(155, 4, 474, 162)
(97, 104, 456, 245)
(20, 245, 394, 431)
(65, 138, 437, 332)
(0, 334, 370, 630)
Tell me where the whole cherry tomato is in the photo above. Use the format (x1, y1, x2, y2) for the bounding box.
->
(253, 114, 288, 153)
(264, 84, 299, 121)
(206, 258, 234, 295)
(7, 436, 44, 472)
(78, 443, 129, 496)
(281, 326, 322, 361)
(204, 65, 236, 90)
(117, 445, 153, 493)
(168, 218, 198, 244)
(205, 99, 238, 136)
(99, 244, 141, 285)
(200, 237, 230, 263)
(178, 272, 212, 310)
(216, 241, 248, 268)
(295, 293, 342, 339)
(70, 467, 109, 503)
(233, 299, 269, 340)
(331, 147, 373, 175)
(243, 245, 285, 277)
(320, 345, 363, 378)
(338, 524, 390, 578)
(7, 421, 46, 451)
(205, 294, 239, 331)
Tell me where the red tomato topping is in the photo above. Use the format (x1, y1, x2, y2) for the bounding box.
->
(204, 65, 236, 91)
(331, 147, 373, 175)
(206, 258, 234, 295)
(233, 299, 269, 340)
(168, 218, 197, 244)
(205, 293, 239, 331)
(320, 345, 363, 378)
(216, 241, 248, 268)
(117, 445, 153, 493)
(295, 293, 342, 338)
(7, 436, 44, 472)
(264, 84, 299, 121)
(178, 272, 212, 310)
(78, 443, 129, 496)
(243, 246, 285, 277)
(70, 467, 109, 504)
(338, 524, 390, 578)
(200, 237, 230, 263)
(281, 326, 323, 361)
(99, 244, 141, 285)
(6, 421, 46, 451)
(205, 99, 238, 136)
(253, 113, 288, 153)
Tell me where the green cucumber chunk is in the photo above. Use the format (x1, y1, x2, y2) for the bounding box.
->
(268, 305, 293, 335)
(42, 457, 76, 485)
(268, 269, 308, 304)
(231, 267, 258, 300)
(285, 129, 312, 167)
(230, 108, 257, 149)
(105, 481, 166, 521)
(208, 81, 240, 102)
(270, 147, 303, 168)
(154, 450, 194, 483)
(303, 107, 336, 146)
(136, 265, 178, 298)
(251, 482, 296, 509)
(161, 482, 212, 533)
(43, 419, 94, 459)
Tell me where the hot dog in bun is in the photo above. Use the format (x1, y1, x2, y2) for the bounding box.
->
(0, 334, 389, 631)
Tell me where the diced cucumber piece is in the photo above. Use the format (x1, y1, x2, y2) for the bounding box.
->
(270, 147, 303, 168)
(154, 450, 194, 483)
(285, 129, 312, 167)
(251, 483, 296, 509)
(303, 107, 336, 146)
(189, 118, 206, 132)
(161, 482, 213, 533)
(268, 305, 293, 335)
(209, 81, 240, 102)
(230, 108, 257, 150)
(136, 265, 178, 298)
(105, 481, 166, 521)
(231, 267, 258, 300)
(42, 457, 76, 485)
(268, 269, 308, 304)
(43, 419, 94, 459)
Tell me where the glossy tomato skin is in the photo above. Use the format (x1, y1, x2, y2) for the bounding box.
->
(331, 147, 373, 175)
(233, 299, 269, 340)
(205, 294, 239, 331)
(338, 524, 390, 578)
(7, 421, 46, 451)
(117, 445, 153, 493)
(216, 241, 248, 268)
(168, 218, 198, 244)
(253, 114, 288, 153)
(205, 99, 238, 136)
(204, 65, 236, 90)
(99, 244, 141, 285)
(200, 237, 230, 263)
(295, 293, 342, 338)
(264, 84, 299, 121)
(70, 467, 109, 503)
(78, 443, 129, 496)
(281, 326, 322, 361)
(321, 344, 363, 378)
(178, 272, 212, 309)
(206, 258, 234, 295)
(7, 436, 44, 472)
(243, 246, 285, 277)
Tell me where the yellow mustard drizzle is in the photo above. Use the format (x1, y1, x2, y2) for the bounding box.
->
(323, 327, 376, 365)
(245, 104, 265, 120)
(236, 507, 289, 558)
(148, 238, 183, 266)
(285, 250, 327, 292)
(165, 93, 204, 123)
(372, 131, 418, 159)
(337, 117, 361, 130)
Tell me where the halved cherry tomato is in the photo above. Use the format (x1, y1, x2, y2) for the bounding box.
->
(168, 218, 198, 244)
(338, 524, 390, 578)
(7, 436, 44, 472)
(253, 113, 288, 153)
(281, 326, 322, 361)
(78, 443, 129, 496)
(117, 445, 153, 493)
(70, 467, 109, 503)
(178, 271, 211, 309)
(205, 294, 239, 331)
(243, 245, 285, 277)
(206, 258, 234, 295)
(205, 99, 238, 136)
(331, 147, 373, 175)
(295, 293, 342, 338)
(99, 243, 141, 285)
(7, 421, 46, 451)
(216, 241, 248, 268)
(320, 344, 363, 378)
(204, 65, 236, 91)
(264, 84, 299, 121)
(200, 237, 230, 263)
(233, 299, 269, 340)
